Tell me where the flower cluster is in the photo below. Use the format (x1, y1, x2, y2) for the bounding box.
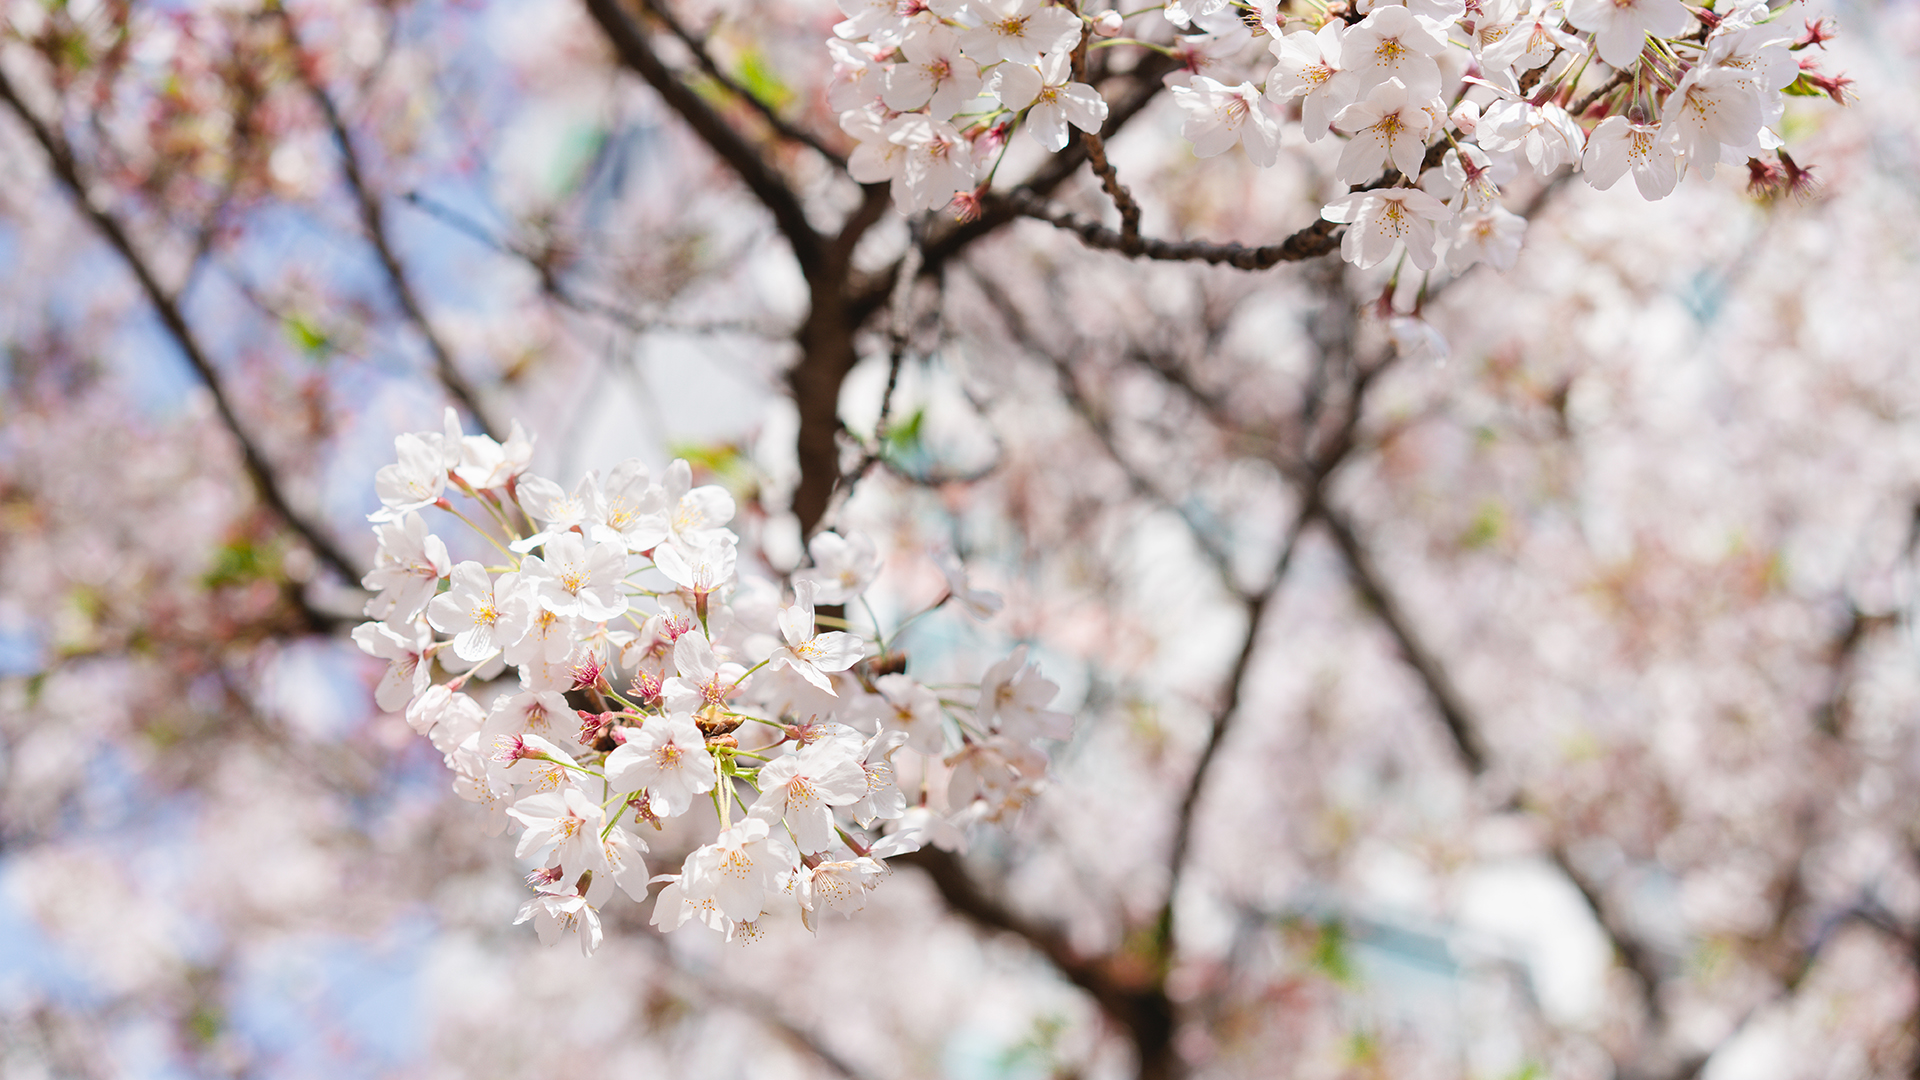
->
(353, 411, 1069, 951)
(828, 0, 1842, 273)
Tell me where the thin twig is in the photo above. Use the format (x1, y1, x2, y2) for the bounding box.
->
(1083, 130, 1143, 243)
(398, 191, 786, 339)
(632, 0, 846, 167)
(279, 10, 501, 439)
(1315, 502, 1491, 774)
(584, 0, 824, 274)
(0, 64, 364, 588)
(1008, 188, 1342, 269)
(967, 265, 1241, 584)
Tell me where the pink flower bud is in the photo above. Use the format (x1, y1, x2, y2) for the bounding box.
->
(1091, 9, 1124, 36)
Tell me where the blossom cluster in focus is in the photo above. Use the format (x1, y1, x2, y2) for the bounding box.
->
(353, 411, 1069, 952)
(828, 0, 1844, 274)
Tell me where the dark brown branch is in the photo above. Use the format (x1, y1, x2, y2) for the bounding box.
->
(1315, 501, 1490, 775)
(636, 933, 880, 1080)
(0, 64, 364, 588)
(849, 52, 1182, 325)
(1571, 67, 1634, 116)
(1083, 130, 1143, 242)
(1010, 188, 1342, 267)
(280, 12, 501, 440)
(633, 0, 847, 167)
(898, 847, 1180, 1080)
(584, 0, 825, 274)
(786, 56, 1179, 532)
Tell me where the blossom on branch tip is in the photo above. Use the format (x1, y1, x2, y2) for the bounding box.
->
(1565, 0, 1690, 68)
(994, 49, 1109, 153)
(794, 530, 883, 605)
(1173, 77, 1281, 166)
(958, 0, 1082, 66)
(604, 713, 718, 818)
(1322, 187, 1452, 270)
(1582, 115, 1679, 198)
(770, 580, 865, 694)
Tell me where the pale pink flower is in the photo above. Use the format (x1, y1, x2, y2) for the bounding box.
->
(976, 645, 1073, 740)
(994, 49, 1109, 153)
(427, 563, 532, 662)
(884, 24, 985, 120)
(1566, 0, 1689, 68)
(369, 431, 447, 522)
(1333, 78, 1439, 183)
(523, 534, 629, 622)
(793, 530, 883, 605)
(770, 580, 865, 694)
(959, 0, 1082, 66)
(1340, 5, 1449, 98)
(1172, 76, 1281, 166)
(795, 858, 886, 931)
(1582, 115, 1679, 198)
(514, 884, 603, 956)
(589, 458, 669, 553)
(937, 551, 1004, 619)
(1321, 186, 1452, 270)
(1267, 23, 1353, 142)
(604, 713, 718, 818)
(1444, 204, 1527, 273)
(508, 784, 608, 875)
(361, 511, 449, 625)
(509, 472, 595, 553)
(1478, 97, 1584, 174)
(659, 631, 746, 716)
(1662, 64, 1765, 179)
(679, 818, 797, 923)
(750, 740, 869, 853)
(351, 617, 434, 712)
(876, 673, 946, 753)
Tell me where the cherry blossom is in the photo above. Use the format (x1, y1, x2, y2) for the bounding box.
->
(1266, 23, 1353, 141)
(994, 49, 1108, 153)
(1172, 77, 1281, 167)
(1321, 187, 1453, 270)
(604, 713, 719, 817)
(1566, 0, 1690, 68)
(794, 530, 884, 605)
(770, 580, 865, 693)
(1583, 115, 1680, 198)
(958, 0, 1082, 66)
(361, 511, 449, 625)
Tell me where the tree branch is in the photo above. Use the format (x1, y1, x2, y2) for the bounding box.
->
(632, 0, 846, 167)
(1010, 188, 1342, 267)
(398, 190, 787, 339)
(1082, 130, 1143, 243)
(0, 63, 364, 588)
(280, 11, 501, 440)
(1314, 502, 1491, 775)
(583, 0, 825, 274)
(897, 847, 1180, 1080)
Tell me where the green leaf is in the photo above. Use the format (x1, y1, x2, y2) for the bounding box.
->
(283, 313, 332, 359)
(732, 47, 795, 112)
